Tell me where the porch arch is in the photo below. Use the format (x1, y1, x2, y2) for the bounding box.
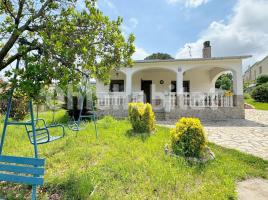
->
(131, 67, 177, 93)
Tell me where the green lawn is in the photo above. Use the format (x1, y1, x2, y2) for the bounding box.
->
(0, 111, 267, 199)
(245, 98, 268, 110)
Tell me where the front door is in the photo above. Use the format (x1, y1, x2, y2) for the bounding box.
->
(141, 80, 152, 103)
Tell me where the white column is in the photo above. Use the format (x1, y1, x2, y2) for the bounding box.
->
(233, 68, 243, 96)
(125, 73, 132, 95)
(176, 68, 184, 108)
(176, 68, 183, 94)
(232, 65, 244, 108)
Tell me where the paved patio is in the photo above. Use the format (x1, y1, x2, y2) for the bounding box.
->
(158, 109, 268, 160)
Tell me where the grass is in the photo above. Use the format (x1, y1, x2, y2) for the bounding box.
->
(0, 111, 267, 199)
(245, 98, 268, 110)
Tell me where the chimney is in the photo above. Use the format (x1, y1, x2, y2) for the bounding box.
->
(202, 41, 211, 58)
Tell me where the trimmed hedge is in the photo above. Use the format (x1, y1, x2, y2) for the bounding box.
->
(171, 117, 208, 158)
(128, 102, 155, 133)
(256, 74, 268, 86)
(251, 82, 268, 102)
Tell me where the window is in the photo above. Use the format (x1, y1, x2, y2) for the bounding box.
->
(254, 70, 257, 80)
(171, 81, 190, 92)
(259, 66, 262, 74)
(109, 80, 124, 92)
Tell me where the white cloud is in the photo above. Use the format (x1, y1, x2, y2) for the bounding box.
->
(175, 0, 268, 69)
(121, 17, 139, 35)
(132, 46, 150, 60)
(129, 18, 138, 29)
(103, 0, 119, 14)
(167, 0, 209, 8)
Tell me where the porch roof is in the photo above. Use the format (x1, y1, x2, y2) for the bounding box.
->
(134, 55, 252, 64)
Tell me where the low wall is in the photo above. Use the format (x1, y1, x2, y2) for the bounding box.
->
(97, 106, 245, 120)
(167, 107, 245, 120)
(97, 108, 128, 119)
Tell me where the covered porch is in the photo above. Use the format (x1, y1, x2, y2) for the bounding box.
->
(96, 57, 245, 120)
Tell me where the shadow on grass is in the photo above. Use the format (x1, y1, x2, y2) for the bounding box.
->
(125, 129, 150, 142)
(45, 173, 95, 200)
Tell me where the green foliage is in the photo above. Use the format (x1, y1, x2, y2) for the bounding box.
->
(0, 0, 135, 99)
(171, 117, 208, 158)
(0, 81, 28, 120)
(128, 102, 155, 133)
(256, 74, 268, 86)
(215, 73, 233, 90)
(251, 83, 268, 102)
(144, 53, 174, 60)
(244, 93, 251, 100)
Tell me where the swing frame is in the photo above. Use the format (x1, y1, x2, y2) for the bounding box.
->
(0, 59, 45, 200)
(67, 70, 98, 138)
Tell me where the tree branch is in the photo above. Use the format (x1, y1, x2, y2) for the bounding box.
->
(3, 0, 16, 20)
(0, 45, 40, 71)
(15, 0, 25, 26)
(19, 0, 53, 31)
(0, 0, 52, 70)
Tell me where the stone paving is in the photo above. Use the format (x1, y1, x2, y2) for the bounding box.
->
(158, 109, 268, 160)
(237, 178, 268, 200)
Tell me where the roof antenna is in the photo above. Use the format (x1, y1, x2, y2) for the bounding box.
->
(187, 45, 192, 58)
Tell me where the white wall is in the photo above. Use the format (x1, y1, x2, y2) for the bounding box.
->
(132, 69, 176, 93)
(96, 71, 126, 93)
(184, 69, 212, 92)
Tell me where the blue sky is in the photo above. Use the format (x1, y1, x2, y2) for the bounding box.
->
(96, 0, 268, 70)
(98, 0, 235, 56)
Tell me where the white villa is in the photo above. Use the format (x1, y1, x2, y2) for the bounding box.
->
(96, 41, 250, 120)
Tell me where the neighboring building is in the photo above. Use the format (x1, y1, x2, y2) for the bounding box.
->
(244, 56, 268, 82)
(96, 41, 251, 120)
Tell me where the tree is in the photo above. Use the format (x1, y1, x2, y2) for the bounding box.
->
(215, 73, 233, 91)
(144, 53, 173, 60)
(256, 74, 268, 86)
(0, 0, 135, 98)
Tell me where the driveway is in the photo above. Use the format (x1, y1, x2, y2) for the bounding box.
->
(158, 109, 268, 160)
(205, 109, 268, 160)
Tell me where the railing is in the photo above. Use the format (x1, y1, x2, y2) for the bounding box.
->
(131, 92, 144, 103)
(96, 92, 127, 109)
(167, 92, 233, 109)
(96, 92, 233, 110)
(182, 92, 233, 108)
(96, 92, 144, 109)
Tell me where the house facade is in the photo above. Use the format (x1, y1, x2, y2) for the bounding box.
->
(243, 55, 268, 82)
(96, 42, 250, 120)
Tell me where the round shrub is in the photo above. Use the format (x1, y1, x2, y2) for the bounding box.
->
(171, 117, 208, 158)
(251, 82, 268, 102)
(256, 74, 268, 86)
(128, 102, 155, 133)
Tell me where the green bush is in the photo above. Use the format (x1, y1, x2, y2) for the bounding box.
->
(171, 117, 208, 158)
(244, 93, 251, 100)
(251, 83, 268, 102)
(128, 102, 155, 133)
(0, 82, 29, 120)
(256, 74, 268, 86)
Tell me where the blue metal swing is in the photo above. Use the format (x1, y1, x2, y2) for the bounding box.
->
(67, 70, 98, 138)
(25, 85, 66, 145)
(0, 59, 45, 200)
